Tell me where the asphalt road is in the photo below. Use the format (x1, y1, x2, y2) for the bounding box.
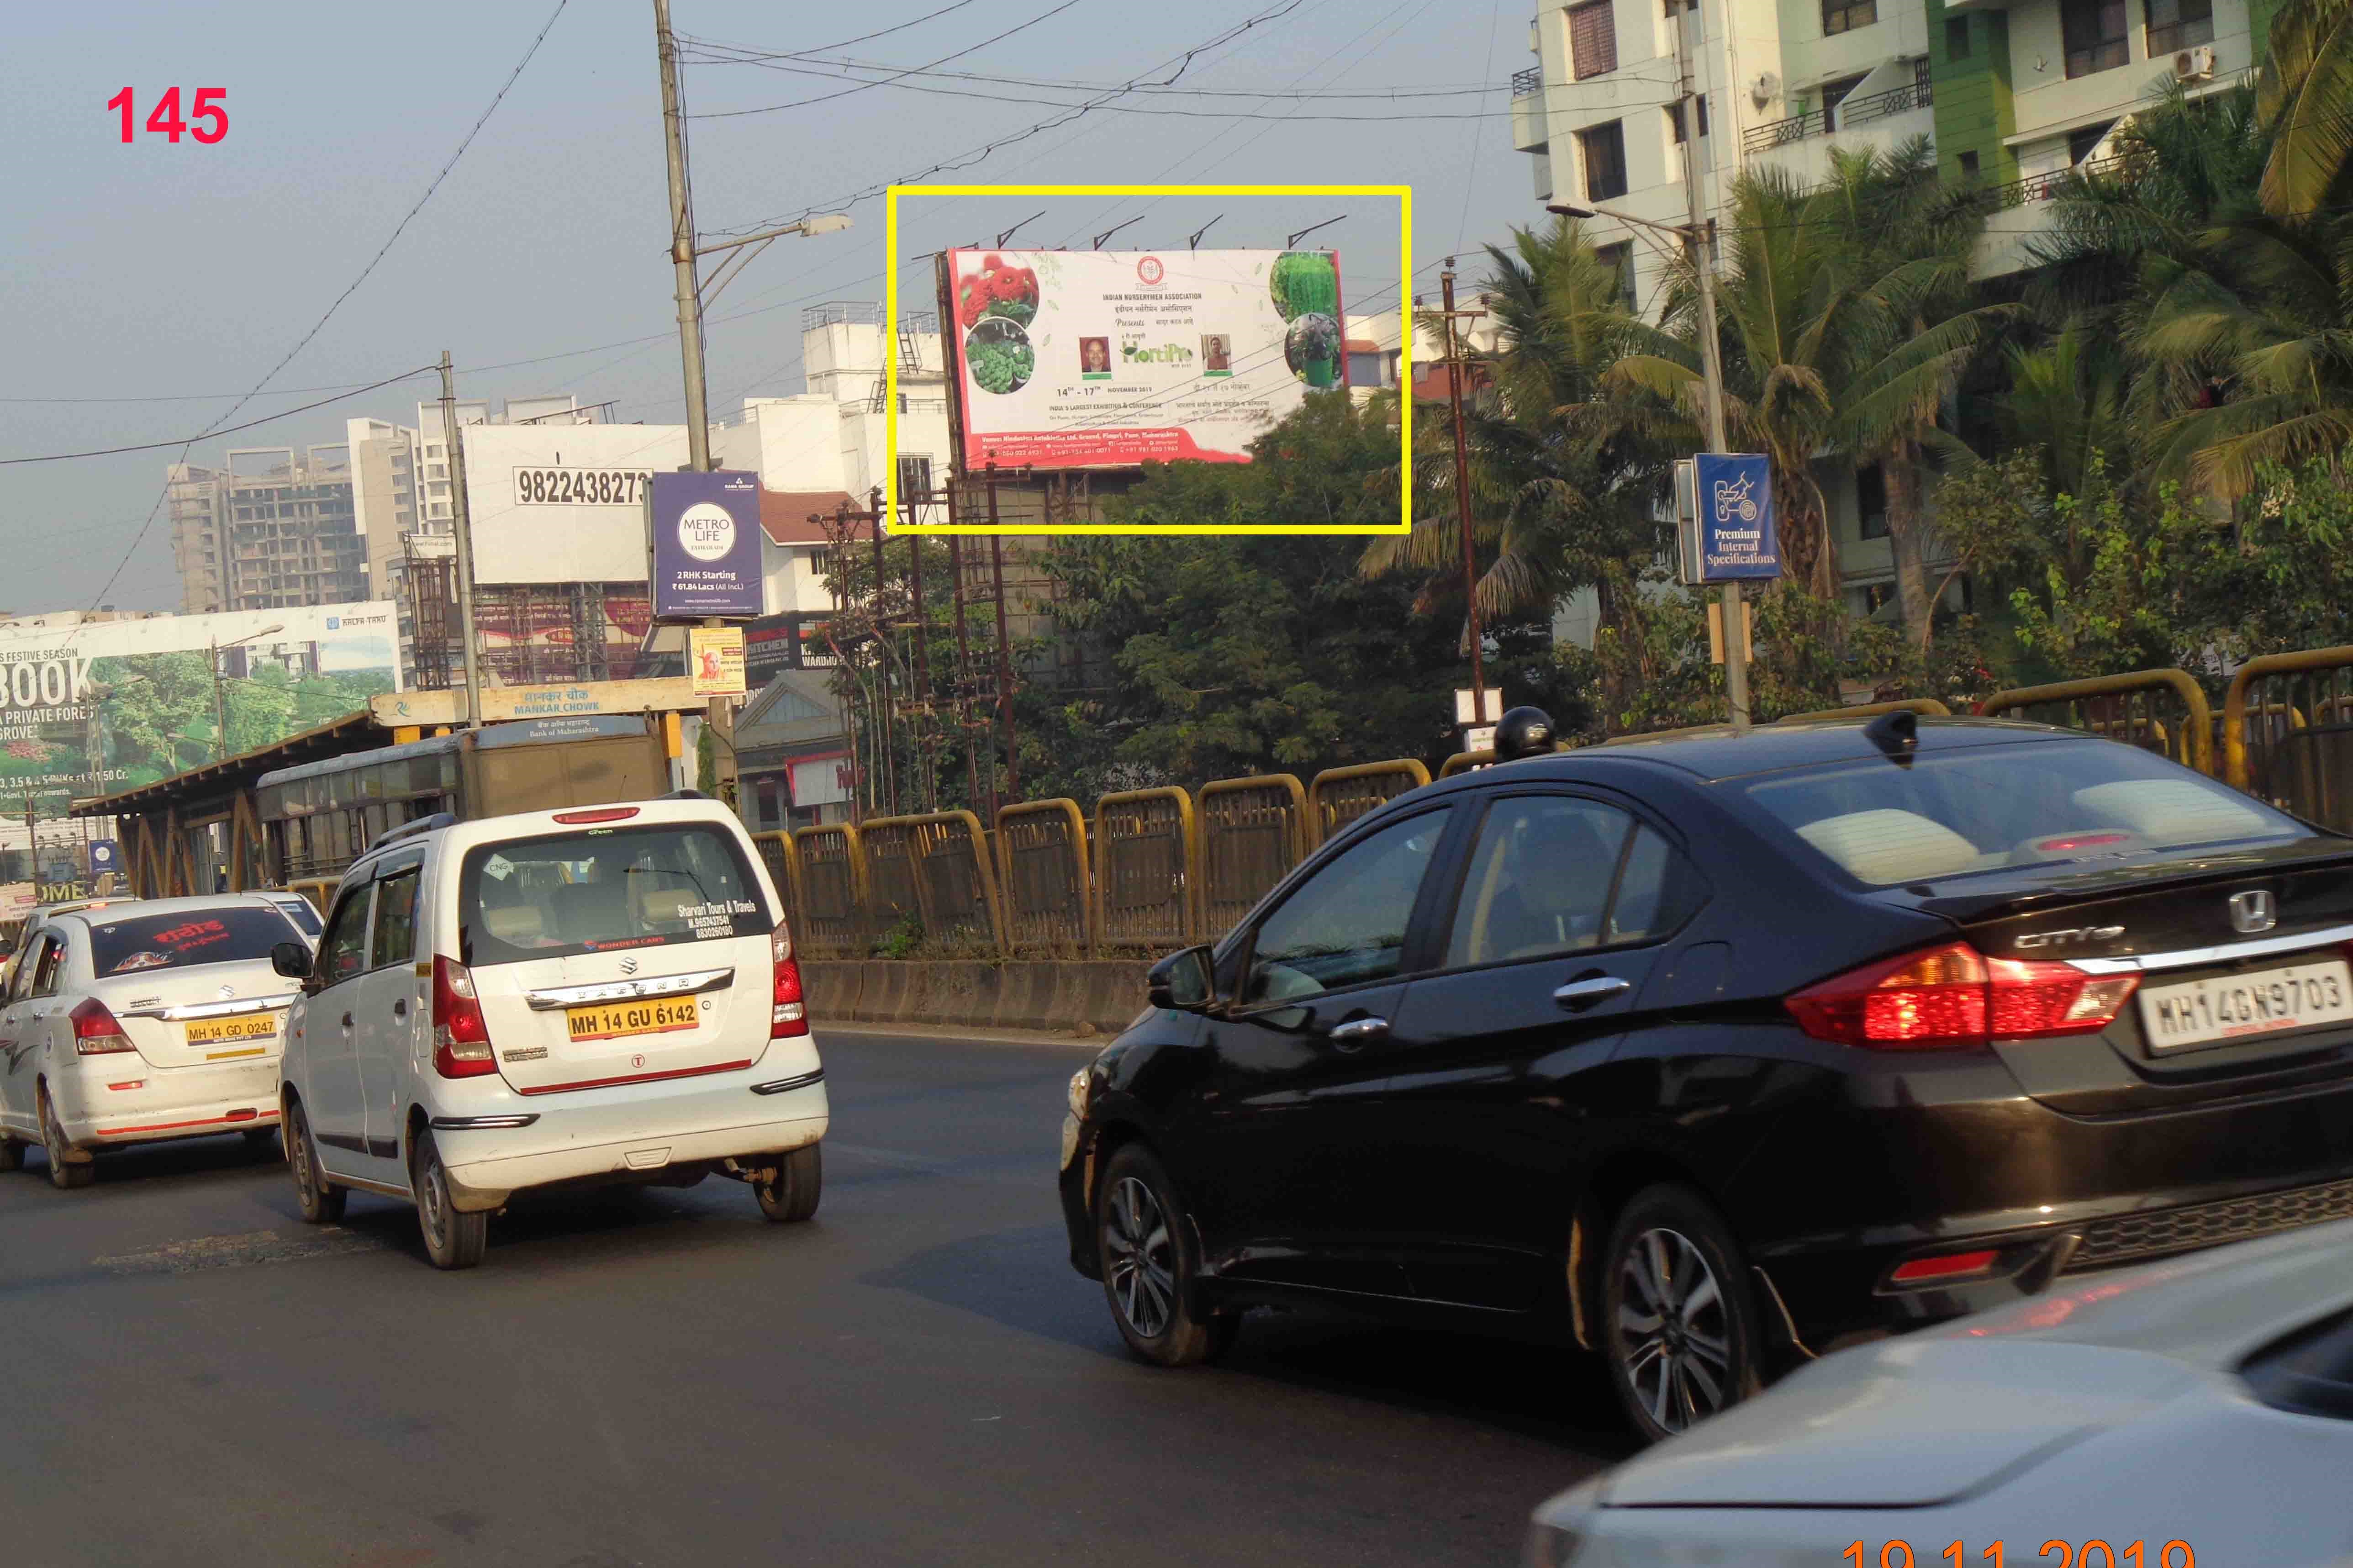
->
(0, 1027, 1633, 1568)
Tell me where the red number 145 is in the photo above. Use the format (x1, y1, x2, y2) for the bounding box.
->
(107, 88, 228, 144)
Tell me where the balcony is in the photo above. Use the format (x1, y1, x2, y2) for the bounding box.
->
(1742, 78, 1932, 154)
(1511, 66, 1542, 97)
(1985, 153, 2125, 208)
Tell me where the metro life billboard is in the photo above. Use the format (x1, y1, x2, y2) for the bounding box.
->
(647, 470, 764, 621)
(947, 248, 1345, 471)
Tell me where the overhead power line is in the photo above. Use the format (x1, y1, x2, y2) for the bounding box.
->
(686, 0, 1087, 119)
(0, 367, 441, 465)
(702, 0, 1310, 237)
(679, 37, 1500, 97)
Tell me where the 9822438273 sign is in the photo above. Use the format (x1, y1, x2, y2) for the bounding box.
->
(512, 468, 652, 507)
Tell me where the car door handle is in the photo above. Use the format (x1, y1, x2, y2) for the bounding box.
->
(1553, 977, 1632, 1011)
(392, 999, 407, 1018)
(1327, 1017, 1389, 1049)
(341, 1012, 354, 1028)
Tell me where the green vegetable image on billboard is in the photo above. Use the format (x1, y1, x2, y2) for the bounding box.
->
(947, 247, 1348, 470)
(0, 603, 402, 811)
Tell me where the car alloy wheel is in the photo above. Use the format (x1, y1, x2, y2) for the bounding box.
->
(1103, 1174, 1177, 1340)
(1614, 1225, 1732, 1436)
(40, 1089, 91, 1191)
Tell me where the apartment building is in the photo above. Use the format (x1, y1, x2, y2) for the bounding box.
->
(167, 446, 362, 615)
(1513, 0, 2271, 622)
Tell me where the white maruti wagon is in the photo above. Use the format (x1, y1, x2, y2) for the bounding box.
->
(0, 896, 306, 1188)
(273, 797, 829, 1268)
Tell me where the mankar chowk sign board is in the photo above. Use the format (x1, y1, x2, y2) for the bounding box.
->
(946, 248, 1347, 470)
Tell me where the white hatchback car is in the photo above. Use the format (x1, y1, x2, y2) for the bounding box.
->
(0, 895, 306, 1188)
(273, 797, 828, 1268)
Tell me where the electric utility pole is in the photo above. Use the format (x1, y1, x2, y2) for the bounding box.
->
(1437, 264, 1487, 719)
(438, 352, 486, 729)
(654, 0, 739, 803)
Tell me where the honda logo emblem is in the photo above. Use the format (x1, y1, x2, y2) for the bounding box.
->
(2229, 889, 2278, 934)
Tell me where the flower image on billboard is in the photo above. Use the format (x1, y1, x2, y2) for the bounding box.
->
(948, 248, 1346, 471)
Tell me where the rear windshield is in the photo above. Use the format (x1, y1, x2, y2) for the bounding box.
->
(86, 908, 300, 977)
(459, 822, 771, 966)
(272, 898, 323, 938)
(1743, 739, 2305, 887)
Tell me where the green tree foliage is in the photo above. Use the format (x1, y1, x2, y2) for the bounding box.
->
(1032, 392, 1576, 792)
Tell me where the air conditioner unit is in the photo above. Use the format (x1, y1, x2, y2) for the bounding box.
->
(2173, 45, 2216, 81)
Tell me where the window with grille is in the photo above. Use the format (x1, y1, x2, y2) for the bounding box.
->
(1820, 74, 1868, 131)
(1568, 0, 1618, 78)
(2145, 0, 2213, 55)
(1595, 242, 1639, 310)
(2063, 0, 2129, 75)
(897, 453, 934, 502)
(1579, 120, 1629, 201)
(1823, 0, 1876, 34)
(1855, 464, 1889, 540)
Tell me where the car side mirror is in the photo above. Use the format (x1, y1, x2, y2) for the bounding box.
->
(271, 941, 314, 982)
(1147, 945, 1215, 1011)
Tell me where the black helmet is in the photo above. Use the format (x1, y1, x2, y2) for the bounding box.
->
(1493, 705, 1556, 762)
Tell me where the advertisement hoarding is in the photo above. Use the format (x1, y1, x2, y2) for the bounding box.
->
(1692, 454, 1781, 582)
(0, 604, 401, 807)
(946, 248, 1345, 471)
(461, 423, 688, 586)
(648, 471, 765, 621)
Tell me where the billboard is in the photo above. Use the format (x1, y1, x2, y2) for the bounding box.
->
(648, 470, 765, 621)
(946, 248, 1345, 471)
(0, 604, 401, 806)
(459, 422, 689, 587)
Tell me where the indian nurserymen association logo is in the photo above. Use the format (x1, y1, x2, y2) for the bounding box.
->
(676, 502, 736, 562)
(1135, 255, 1165, 285)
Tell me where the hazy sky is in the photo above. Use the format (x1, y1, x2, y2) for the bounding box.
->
(0, 0, 1534, 610)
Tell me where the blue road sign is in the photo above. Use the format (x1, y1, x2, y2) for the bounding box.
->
(1694, 453, 1780, 581)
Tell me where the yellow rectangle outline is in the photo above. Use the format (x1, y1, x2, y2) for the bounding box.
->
(885, 183, 1412, 534)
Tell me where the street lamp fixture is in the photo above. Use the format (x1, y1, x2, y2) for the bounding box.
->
(692, 213, 855, 310)
(1285, 214, 1346, 249)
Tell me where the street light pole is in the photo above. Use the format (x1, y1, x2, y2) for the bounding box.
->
(1672, 1, 1748, 729)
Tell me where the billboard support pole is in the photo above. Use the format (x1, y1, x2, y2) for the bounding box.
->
(905, 487, 934, 813)
(984, 465, 1020, 804)
(868, 492, 896, 817)
(437, 351, 486, 731)
(1438, 264, 1487, 720)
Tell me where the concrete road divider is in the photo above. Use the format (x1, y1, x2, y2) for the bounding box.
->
(802, 960, 1153, 1036)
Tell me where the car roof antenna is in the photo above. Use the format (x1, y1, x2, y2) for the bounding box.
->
(1863, 708, 1919, 761)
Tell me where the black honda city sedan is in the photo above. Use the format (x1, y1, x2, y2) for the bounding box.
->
(1057, 716, 2353, 1441)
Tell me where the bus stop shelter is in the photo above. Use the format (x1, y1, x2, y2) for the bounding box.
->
(71, 710, 383, 898)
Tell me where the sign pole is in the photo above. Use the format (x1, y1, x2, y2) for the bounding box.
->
(984, 465, 1020, 805)
(1675, 3, 1748, 730)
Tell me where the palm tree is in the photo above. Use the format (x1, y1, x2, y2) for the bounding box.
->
(1363, 217, 1672, 649)
(2261, 0, 2353, 216)
(1826, 140, 2012, 646)
(1607, 167, 1856, 599)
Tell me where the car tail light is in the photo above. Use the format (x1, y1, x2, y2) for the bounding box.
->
(771, 926, 807, 1038)
(1890, 1248, 2000, 1284)
(552, 807, 640, 824)
(1785, 941, 2139, 1049)
(431, 955, 498, 1078)
(70, 998, 136, 1055)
